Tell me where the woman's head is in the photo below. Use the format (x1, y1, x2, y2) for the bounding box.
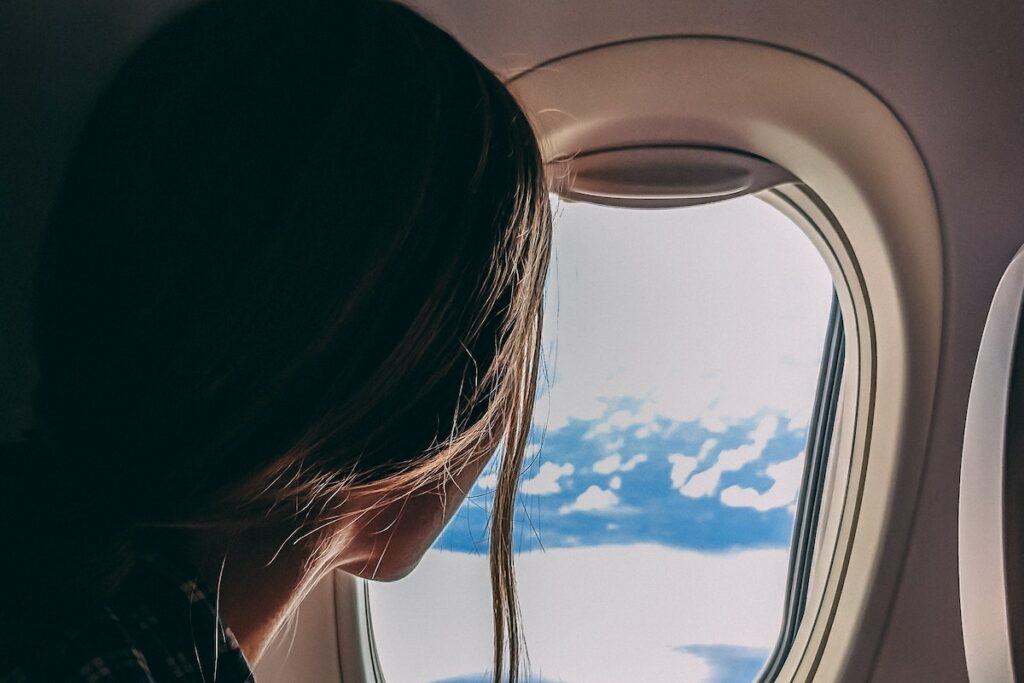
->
(17, 0, 550, 677)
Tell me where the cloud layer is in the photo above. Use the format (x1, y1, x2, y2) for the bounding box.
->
(370, 545, 789, 683)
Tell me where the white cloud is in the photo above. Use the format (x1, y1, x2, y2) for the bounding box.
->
(620, 453, 648, 471)
(520, 462, 575, 496)
(696, 439, 718, 461)
(366, 544, 789, 683)
(559, 485, 620, 514)
(609, 475, 623, 490)
(475, 472, 498, 490)
(634, 424, 660, 439)
(607, 409, 639, 429)
(749, 415, 780, 446)
(593, 452, 648, 476)
(602, 436, 625, 452)
(679, 417, 777, 499)
(593, 454, 622, 475)
(584, 404, 659, 440)
(700, 411, 729, 433)
(668, 455, 699, 489)
(668, 439, 719, 491)
(721, 453, 805, 512)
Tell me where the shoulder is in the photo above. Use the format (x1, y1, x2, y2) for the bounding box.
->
(0, 603, 156, 682)
(1, 552, 254, 683)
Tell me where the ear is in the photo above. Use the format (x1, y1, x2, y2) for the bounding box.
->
(335, 449, 493, 581)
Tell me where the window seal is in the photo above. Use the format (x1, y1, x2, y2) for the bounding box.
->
(758, 293, 845, 681)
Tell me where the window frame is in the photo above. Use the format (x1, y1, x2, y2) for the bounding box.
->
(958, 245, 1024, 681)
(258, 37, 945, 683)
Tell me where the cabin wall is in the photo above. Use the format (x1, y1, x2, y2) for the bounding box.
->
(4, 1, 1024, 679)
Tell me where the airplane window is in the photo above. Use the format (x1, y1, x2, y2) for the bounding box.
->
(366, 194, 838, 683)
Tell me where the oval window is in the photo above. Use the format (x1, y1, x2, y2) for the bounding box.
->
(368, 193, 839, 683)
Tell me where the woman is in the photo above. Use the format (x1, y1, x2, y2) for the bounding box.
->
(0, 0, 551, 680)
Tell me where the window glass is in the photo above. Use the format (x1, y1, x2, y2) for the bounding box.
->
(368, 195, 836, 683)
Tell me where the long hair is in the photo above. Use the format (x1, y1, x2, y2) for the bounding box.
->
(1, 1, 550, 679)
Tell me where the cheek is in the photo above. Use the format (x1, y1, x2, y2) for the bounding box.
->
(337, 453, 493, 581)
(334, 486, 453, 581)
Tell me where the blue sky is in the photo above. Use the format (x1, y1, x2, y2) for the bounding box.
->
(439, 406, 808, 555)
(368, 196, 834, 683)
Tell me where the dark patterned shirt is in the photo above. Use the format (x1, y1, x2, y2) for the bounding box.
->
(0, 552, 255, 682)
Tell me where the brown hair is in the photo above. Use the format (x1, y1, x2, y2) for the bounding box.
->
(1, 0, 550, 679)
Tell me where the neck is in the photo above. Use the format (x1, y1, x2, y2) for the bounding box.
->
(181, 525, 326, 664)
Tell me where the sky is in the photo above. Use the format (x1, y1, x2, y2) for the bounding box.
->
(368, 196, 834, 683)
